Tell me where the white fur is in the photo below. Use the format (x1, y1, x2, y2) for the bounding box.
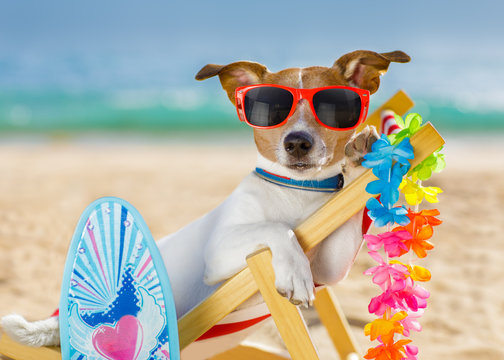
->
(273, 100, 344, 181)
(344, 59, 360, 82)
(1, 314, 60, 347)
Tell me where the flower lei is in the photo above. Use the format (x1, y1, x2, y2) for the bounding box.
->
(362, 113, 445, 360)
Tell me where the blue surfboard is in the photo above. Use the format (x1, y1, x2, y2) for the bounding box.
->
(59, 197, 180, 360)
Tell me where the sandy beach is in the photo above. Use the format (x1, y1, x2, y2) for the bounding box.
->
(0, 133, 503, 359)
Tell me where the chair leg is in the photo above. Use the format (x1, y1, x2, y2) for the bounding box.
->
(247, 249, 319, 360)
(209, 344, 290, 360)
(313, 287, 361, 360)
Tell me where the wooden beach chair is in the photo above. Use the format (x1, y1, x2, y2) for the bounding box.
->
(0, 90, 445, 360)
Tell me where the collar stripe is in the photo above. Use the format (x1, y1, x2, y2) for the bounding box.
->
(254, 167, 344, 193)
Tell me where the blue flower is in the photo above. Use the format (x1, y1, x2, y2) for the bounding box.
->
(366, 163, 409, 207)
(362, 135, 414, 176)
(366, 197, 410, 228)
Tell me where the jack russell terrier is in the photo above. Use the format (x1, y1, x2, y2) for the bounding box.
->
(2, 49, 410, 358)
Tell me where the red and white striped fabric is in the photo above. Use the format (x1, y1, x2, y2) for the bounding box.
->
(195, 302, 271, 341)
(381, 109, 401, 136)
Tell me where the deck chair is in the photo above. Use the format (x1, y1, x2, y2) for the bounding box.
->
(0, 90, 445, 360)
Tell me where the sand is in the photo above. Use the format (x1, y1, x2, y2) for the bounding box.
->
(0, 133, 503, 359)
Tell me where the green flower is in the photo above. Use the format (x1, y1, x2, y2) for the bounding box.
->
(388, 113, 423, 145)
(409, 146, 446, 181)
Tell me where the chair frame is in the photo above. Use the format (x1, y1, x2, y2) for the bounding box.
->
(0, 90, 445, 360)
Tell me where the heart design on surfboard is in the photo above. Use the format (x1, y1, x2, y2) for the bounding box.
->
(92, 315, 143, 360)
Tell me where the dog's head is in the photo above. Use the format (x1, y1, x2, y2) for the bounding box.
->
(196, 50, 410, 179)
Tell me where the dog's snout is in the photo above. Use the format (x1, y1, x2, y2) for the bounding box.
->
(284, 131, 313, 157)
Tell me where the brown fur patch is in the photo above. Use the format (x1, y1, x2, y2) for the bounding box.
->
(334, 50, 410, 94)
(263, 68, 302, 87)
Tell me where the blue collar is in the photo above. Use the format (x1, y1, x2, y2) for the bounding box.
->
(254, 167, 344, 193)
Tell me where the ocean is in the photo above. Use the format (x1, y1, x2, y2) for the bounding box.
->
(0, 89, 503, 135)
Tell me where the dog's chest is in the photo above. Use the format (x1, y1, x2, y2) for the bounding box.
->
(257, 180, 332, 227)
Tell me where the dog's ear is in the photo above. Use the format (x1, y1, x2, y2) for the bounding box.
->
(195, 61, 269, 104)
(333, 50, 410, 94)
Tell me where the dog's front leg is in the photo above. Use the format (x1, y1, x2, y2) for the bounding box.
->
(204, 222, 314, 306)
(309, 211, 364, 285)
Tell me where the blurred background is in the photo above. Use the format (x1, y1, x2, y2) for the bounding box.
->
(1, 2, 504, 359)
(1, 0, 503, 138)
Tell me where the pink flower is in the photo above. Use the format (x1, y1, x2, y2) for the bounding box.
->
(364, 251, 409, 291)
(404, 344, 419, 360)
(400, 310, 423, 336)
(365, 231, 411, 258)
(368, 278, 430, 316)
(396, 278, 430, 312)
(368, 290, 402, 316)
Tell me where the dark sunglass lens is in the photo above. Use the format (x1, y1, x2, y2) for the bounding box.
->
(244, 87, 293, 127)
(312, 89, 361, 129)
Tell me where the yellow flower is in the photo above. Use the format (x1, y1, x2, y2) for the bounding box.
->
(399, 178, 443, 206)
(364, 311, 408, 344)
(390, 260, 432, 282)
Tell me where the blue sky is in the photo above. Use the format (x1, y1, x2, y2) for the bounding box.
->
(1, 0, 503, 114)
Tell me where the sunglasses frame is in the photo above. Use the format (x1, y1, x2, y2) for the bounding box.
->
(235, 84, 370, 131)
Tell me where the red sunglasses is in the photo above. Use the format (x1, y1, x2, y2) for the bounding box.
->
(235, 84, 369, 131)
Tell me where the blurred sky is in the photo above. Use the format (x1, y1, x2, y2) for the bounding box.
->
(0, 0, 503, 130)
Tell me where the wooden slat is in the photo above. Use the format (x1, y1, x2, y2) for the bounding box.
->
(247, 249, 319, 360)
(296, 122, 445, 252)
(313, 287, 360, 360)
(0, 333, 61, 360)
(178, 267, 258, 349)
(210, 344, 290, 360)
(356, 89, 415, 133)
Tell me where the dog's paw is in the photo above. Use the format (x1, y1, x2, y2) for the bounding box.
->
(343, 126, 379, 182)
(271, 230, 314, 307)
(344, 125, 379, 167)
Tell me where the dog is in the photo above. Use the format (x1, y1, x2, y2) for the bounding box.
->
(1, 49, 410, 359)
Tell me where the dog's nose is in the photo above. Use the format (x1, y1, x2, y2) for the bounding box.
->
(284, 131, 313, 157)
